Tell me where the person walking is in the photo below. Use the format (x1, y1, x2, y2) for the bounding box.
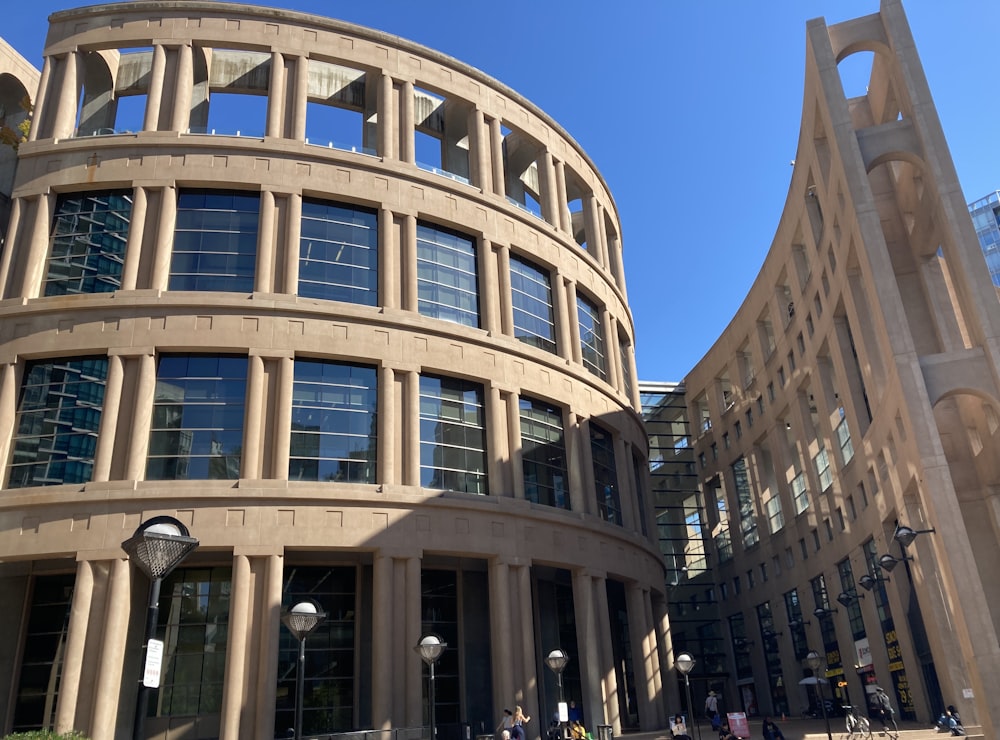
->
(871, 687, 898, 737)
(705, 691, 721, 730)
(511, 705, 531, 740)
(496, 708, 514, 740)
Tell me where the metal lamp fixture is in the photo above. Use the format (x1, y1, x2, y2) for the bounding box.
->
(857, 574, 880, 591)
(893, 524, 936, 548)
(805, 650, 834, 740)
(836, 590, 864, 607)
(878, 553, 912, 572)
(546, 648, 570, 726)
(788, 617, 811, 629)
(282, 600, 327, 740)
(416, 634, 447, 740)
(761, 628, 783, 641)
(121, 515, 199, 740)
(674, 652, 701, 740)
(813, 606, 838, 619)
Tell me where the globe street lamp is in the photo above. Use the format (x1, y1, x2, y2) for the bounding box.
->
(893, 524, 935, 548)
(546, 648, 570, 733)
(416, 634, 447, 740)
(282, 600, 327, 740)
(877, 553, 912, 572)
(675, 652, 701, 740)
(121, 515, 199, 740)
(805, 651, 833, 740)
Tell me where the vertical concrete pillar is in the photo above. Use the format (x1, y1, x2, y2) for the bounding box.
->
(572, 570, 604, 726)
(55, 559, 94, 733)
(486, 383, 507, 495)
(149, 185, 177, 291)
(266, 51, 286, 138)
(124, 353, 156, 481)
(0, 362, 18, 471)
(539, 151, 559, 227)
(0, 196, 23, 296)
(593, 573, 620, 733)
(220, 553, 251, 740)
(489, 558, 514, 712)
(52, 52, 80, 140)
(469, 107, 489, 191)
(121, 186, 147, 291)
(272, 355, 293, 478)
(602, 310, 620, 391)
(514, 564, 539, 726)
(90, 559, 131, 740)
(284, 192, 302, 295)
(608, 229, 626, 293)
(554, 160, 571, 234)
(578, 417, 597, 516)
(595, 202, 611, 270)
(614, 435, 635, 531)
(254, 554, 284, 740)
(256, 190, 276, 292)
(496, 244, 514, 337)
(92, 354, 124, 482)
(642, 588, 666, 726)
(400, 81, 415, 164)
(377, 365, 395, 485)
(19, 192, 55, 299)
(552, 271, 572, 362)
(372, 553, 393, 729)
(28, 56, 52, 142)
(242, 354, 266, 479)
(488, 117, 505, 197)
(401, 214, 417, 312)
(403, 370, 420, 486)
(626, 582, 654, 728)
(291, 55, 308, 141)
(377, 72, 394, 159)
(171, 43, 194, 131)
(506, 390, 525, 500)
(144, 45, 166, 132)
(378, 207, 397, 309)
(565, 410, 586, 514)
(565, 280, 582, 364)
(404, 555, 422, 727)
(583, 195, 603, 267)
(479, 238, 500, 335)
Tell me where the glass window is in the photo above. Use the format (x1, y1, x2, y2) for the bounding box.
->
(510, 255, 555, 352)
(519, 397, 568, 509)
(416, 222, 479, 327)
(170, 190, 259, 292)
(151, 567, 231, 720)
(714, 484, 733, 562)
(44, 191, 132, 296)
(146, 355, 247, 480)
(290, 360, 377, 483)
(813, 446, 833, 491)
(299, 199, 377, 305)
(590, 423, 621, 525)
(732, 457, 758, 547)
(792, 470, 809, 514)
(419, 374, 487, 493)
(577, 294, 607, 380)
(836, 414, 854, 465)
(765, 492, 784, 533)
(8, 357, 108, 487)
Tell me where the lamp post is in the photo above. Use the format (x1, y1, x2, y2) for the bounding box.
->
(282, 600, 327, 740)
(546, 647, 570, 733)
(893, 524, 935, 548)
(675, 652, 701, 740)
(877, 553, 912, 572)
(806, 651, 833, 740)
(121, 515, 199, 740)
(416, 634, 447, 740)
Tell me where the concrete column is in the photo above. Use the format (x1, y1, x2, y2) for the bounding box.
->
(626, 582, 655, 728)
(378, 207, 397, 309)
(121, 186, 147, 291)
(584, 195, 603, 267)
(400, 81, 415, 164)
(572, 570, 604, 727)
(254, 554, 284, 740)
(52, 52, 80, 140)
(489, 558, 514, 713)
(506, 390, 525, 500)
(266, 51, 286, 138)
(496, 244, 514, 337)
(614, 435, 635, 531)
(578, 416, 597, 516)
(90, 559, 131, 740)
(144, 45, 167, 131)
(242, 354, 265, 479)
(404, 555, 422, 726)
(272, 356, 293, 478)
(602, 310, 619, 390)
(554, 159, 571, 234)
(291, 55, 308, 141)
(539, 151, 559, 227)
(149, 186, 177, 291)
(609, 229, 626, 293)
(486, 383, 507, 495)
(19, 193, 55, 299)
(92, 354, 124, 482)
(622, 440, 642, 534)
(284, 193, 302, 294)
(28, 56, 52, 142)
(595, 202, 611, 270)
(625, 338, 639, 408)
(256, 190, 276, 292)
(171, 43, 194, 131)
(565, 280, 582, 364)
(220, 554, 251, 740)
(124, 353, 156, 480)
(479, 238, 500, 335)
(0, 363, 18, 471)
(377, 72, 394, 159)
(377, 365, 395, 485)
(552, 271, 572, 362)
(593, 574, 620, 733)
(488, 117, 505, 197)
(469, 107, 489, 191)
(55, 559, 94, 733)
(372, 553, 393, 729)
(514, 564, 539, 726)
(403, 370, 420, 485)
(0, 197, 23, 296)
(565, 410, 586, 514)
(401, 214, 417, 312)
(642, 589, 666, 726)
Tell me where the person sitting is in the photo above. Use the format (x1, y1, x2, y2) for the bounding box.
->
(936, 705, 965, 736)
(761, 717, 785, 740)
(718, 721, 743, 740)
(670, 713, 691, 740)
(569, 720, 587, 740)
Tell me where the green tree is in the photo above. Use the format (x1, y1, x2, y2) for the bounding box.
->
(0, 94, 33, 151)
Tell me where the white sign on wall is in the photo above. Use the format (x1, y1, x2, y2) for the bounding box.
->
(143, 638, 164, 688)
(855, 637, 872, 667)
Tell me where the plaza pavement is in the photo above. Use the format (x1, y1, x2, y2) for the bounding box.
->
(616, 716, 983, 740)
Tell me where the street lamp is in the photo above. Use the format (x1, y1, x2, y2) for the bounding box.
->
(805, 651, 833, 740)
(812, 606, 838, 620)
(893, 524, 935, 548)
(857, 574, 880, 591)
(546, 648, 570, 733)
(121, 515, 199, 740)
(282, 600, 327, 740)
(416, 634, 447, 740)
(836, 590, 864, 607)
(877, 553, 912, 572)
(675, 652, 701, 740)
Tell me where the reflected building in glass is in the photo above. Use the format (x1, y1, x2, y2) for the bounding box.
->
(969, 190, 1000, 288)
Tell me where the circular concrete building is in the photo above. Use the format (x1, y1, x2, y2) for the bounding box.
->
(0, 3, 668, 738)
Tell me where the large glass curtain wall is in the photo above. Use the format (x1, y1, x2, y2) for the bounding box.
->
(510, 255, 556, 353)
(416, 223, 479, 327)
(170, 190, 259, 292)
(418, 375, 488, 494)
(299, 200, 378, 305)
(518, 396, 568, 508)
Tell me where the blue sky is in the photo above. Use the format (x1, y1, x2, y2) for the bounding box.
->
(5, 1, 999, 381)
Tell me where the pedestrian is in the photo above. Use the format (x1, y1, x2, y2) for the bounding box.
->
(568, 700, 583, 724)
(511, 705, 531, 740)
(496, 708, 513, 740)
(705, 691, 721, 730)
(761, 716, 785, 740)
(936, 705, 966, 736)
(870, 687, 897, 735)
(670, 712, 691, 740)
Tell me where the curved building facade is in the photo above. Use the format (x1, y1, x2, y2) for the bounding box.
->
(677, 0, 1000, 735)
(0, 3, 669, 738)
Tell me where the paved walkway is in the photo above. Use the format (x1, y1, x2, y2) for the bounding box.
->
(618, 716, 964, 740)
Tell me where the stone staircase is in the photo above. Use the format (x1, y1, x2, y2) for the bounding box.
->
(798, 729, 984, 740)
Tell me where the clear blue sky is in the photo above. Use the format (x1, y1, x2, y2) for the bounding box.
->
(5, 1, 998, 381)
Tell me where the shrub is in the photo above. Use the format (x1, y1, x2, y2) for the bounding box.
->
(3, 732, 90, 740)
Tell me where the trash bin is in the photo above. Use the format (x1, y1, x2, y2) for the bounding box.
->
(595, 725, 612, 740)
